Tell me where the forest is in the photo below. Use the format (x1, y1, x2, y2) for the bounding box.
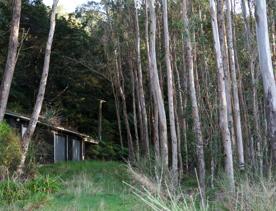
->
(0, 0, 276, 210)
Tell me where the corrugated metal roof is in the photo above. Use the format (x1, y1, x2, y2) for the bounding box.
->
(5, 111, 98, 144)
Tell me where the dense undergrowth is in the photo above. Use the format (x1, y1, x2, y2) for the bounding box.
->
(0, 161, 148, 211)
(0, 159, 275, 210)
(128, 175, 276, 211)
(127, 159, 276, 211)
(0, 175, 61, 205)
(0, 122, 21, 176)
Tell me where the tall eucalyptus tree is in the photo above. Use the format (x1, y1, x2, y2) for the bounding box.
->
(0, 0, 21, 121)
(209, 0, 235, 191)
(17, 0, 59, 175)
(255, 0, 276, 164)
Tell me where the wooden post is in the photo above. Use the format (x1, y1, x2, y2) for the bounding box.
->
(98, 99, 106, 142)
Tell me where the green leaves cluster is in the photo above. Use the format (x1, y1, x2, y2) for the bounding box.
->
(0, 122, 22, 173)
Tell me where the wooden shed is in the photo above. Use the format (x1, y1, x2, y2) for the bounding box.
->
(4, 111, 98, 163)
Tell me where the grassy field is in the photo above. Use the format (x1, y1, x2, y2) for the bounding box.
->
(1, 161, 148, 211)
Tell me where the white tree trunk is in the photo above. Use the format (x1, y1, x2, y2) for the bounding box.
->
(217, 0, 236, 148)
(134, 0, 150, 156)
(145, 0, 160, 160)
(112, 83, 124, 149)
(0, 0, 21, 121)
(255, 0, 276, 163)
(210, 0, 235, 191)
(271, 10, 276, 71)
(17, 0, 59, 175)
(162, 0, 178, 182)
(148, 0, 168, 168)
(225, 0, 245, 170)
(130, 62, 139, 157)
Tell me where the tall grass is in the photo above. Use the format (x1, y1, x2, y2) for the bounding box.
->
(215, 176, 276, 211)
(127, 159, 276, 211)
(0, 175, 61, 205)
(126, 182, 206, 211)
(128, 173, 276, 211)
(64, 173, 103, 196)
(126, 159, 207, 211)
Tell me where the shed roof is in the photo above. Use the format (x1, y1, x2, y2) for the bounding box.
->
(5, 111, 98, 144)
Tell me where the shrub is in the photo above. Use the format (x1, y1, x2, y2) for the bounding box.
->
(0, 122, 22, 173)
(26, 175, 61, 194)
(0, 179, 27, 204)
(0, 175, 61, 205)
(86, 141, 128, 161)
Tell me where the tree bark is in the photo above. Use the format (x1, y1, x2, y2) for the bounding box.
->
(16, 0, 59, 175)
(182, 0, 206, 201)
(115, 52, 135, 161)
(255, 0, 276, 164)
(173, 38, 184, 177)
(241, 0, 262, 170)
(134, 0, 150, 157)
(112, 83, 124, 149)
(225, 0, 245, 170)
(0, 0, 21, 121)
(147, 0, 168, 168)
(130, 58, 140, 158)
(271, 4, 276, 71)
(162, 0, 178, 182)
(217, 0, 236, 147)
(210, 0, 235, 191)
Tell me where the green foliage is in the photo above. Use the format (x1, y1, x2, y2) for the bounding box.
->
(0, 175, 61, 205)
(0, 0, 122, 155)
(0, 121, 12, 136)
(26, 175, 61, 194)
(0, 179, 27, 204)
(86, 141, 128, 160)
(0, 122, 22, 173)
(0, 161, 147, 210)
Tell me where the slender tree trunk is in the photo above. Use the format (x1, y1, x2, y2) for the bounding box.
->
(115, 53, 135, 161)
(217, 0, 236, 147)
(130, 60, 140, 158)
(16, 0, 59, 175)
(162, 0, 178, 183)
(134, 65, 143, 160)
(173, 39, 184, 177)
(272, 16, 276, 70)
(180, 34, 189, 173)
(145, 0, 160, 160)
(153, 101, 160, 160)
(255, 0, 276, 164)
(112, 83, 124, 149)
(0, 0, 21, 121)
(183, 0, 206, 201)
(225, 0, 245, 170)
(134, 0, 150, 156)
(241, 0, 262, 169)
(210, 0, 235, 191)
(148, 0, 168, 168)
